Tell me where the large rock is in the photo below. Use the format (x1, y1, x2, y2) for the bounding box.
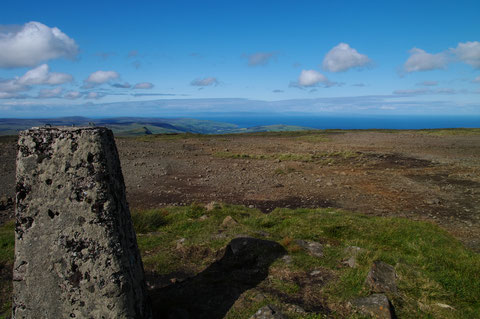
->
(13, 127, 151, 318)
(365, 260, 397, 293)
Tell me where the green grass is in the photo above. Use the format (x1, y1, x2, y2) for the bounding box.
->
(1, 205, 479, 318)
(0, 221, 14, 265)
(0, 220, 14, 318)
(417, 128, 480, 136)
(133, 205, 480, 318)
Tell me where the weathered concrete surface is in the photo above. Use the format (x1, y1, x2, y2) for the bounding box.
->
(13, 127, 151, 318)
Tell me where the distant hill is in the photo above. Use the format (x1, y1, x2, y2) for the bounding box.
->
(0, 117, 312, 136)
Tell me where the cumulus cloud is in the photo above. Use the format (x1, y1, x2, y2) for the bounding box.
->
(133, 82, 154, 89)
(292, 70, 330, 87)
(64, 91, 82, 99)
(38, 87, 63, 98)
(0, 79, 25, 93)
(112, 82, 131, 88)
(0, 64, 72, 99)
(244, 52, 276, 66)
(403, 48, 448, 73)
(190, 77, 219, 86)
(322, 43, 371, 72)
(452, 41, 480, 68)
(417, 81, 438, 86)
(17, 64, 73, 85)
(0, 21, 78, 68)
(84, 70, 119, 87)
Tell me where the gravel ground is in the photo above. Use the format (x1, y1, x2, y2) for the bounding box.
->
(1, 131, 479, 251)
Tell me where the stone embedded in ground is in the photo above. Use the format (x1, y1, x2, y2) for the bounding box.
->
(294, 239, 324, 257)
(342, 246, 365, 268)
(13, 127, 151, 318)
(249, 305, 286, 319)
(365, 260, 397, 293)
(205, 201, 219, 211)
(221, 215, 238, 228)
(351, 293, 393, 319)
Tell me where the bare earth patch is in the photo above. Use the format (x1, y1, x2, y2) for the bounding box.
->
(1, 131, 479, 251)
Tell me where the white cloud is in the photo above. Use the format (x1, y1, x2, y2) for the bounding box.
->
(244, 52, 276, 66)
(17, 64, 73, 85)
(403, 48, 448, 73)
(297, 70, 329, 87)
(436, 88, 456, 94)
(393, 88, 457, 95)
(191, 77, 218, 86)
(393, 88, 429, 95)
(133, 82, 154, 89)
(38, 87, 63, 98)
(84, 70, 119, 87)
(64, 91, 82, 99)
(452, 41, 480, 68)
(85, 92, 105, 99)
(0, 21, 78, 68)
(322, 43, 371, 72)
(417, 81, 438, 86)
(0, 79, 25, 93)
(0, 92, 19, 99)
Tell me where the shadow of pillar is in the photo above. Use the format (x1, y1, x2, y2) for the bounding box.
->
(149, 237, 286, 319)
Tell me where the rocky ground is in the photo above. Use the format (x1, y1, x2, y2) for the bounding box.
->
(1, 130, 480, 252)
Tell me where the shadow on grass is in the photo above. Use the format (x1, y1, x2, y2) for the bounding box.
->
(149, 237, 286, 318)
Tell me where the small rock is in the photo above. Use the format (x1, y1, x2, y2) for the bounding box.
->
(285, 303, 306, 314)
(424, 198, 441, 205)
(342, 246, 365, 268)
(281, 255, 293, 264)
(176, 238, 186, 250)
(248, 204, 255, 209)
(294, 239, 323, 258)
(199, 215, 208, 221)
(351, 294, 393, 319)
(309, 269, 323, 276)
(249, 305, 285, 319)
(365, 260, 397, 293)
(435, 303, 455, 310)
(205, 201, 219, 211)
(221, 216, 238, 228)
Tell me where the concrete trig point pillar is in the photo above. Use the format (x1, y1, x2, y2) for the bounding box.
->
(13, 127, 151, 318)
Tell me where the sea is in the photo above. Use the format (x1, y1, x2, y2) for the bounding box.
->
(193, 114, 480, 130)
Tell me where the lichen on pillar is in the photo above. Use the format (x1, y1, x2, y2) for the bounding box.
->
(13, 127, 151, 318)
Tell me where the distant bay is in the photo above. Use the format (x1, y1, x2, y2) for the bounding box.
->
(192, 114, 480, 130)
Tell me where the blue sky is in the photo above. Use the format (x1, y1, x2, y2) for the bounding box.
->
(0, 0, 479, 118)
